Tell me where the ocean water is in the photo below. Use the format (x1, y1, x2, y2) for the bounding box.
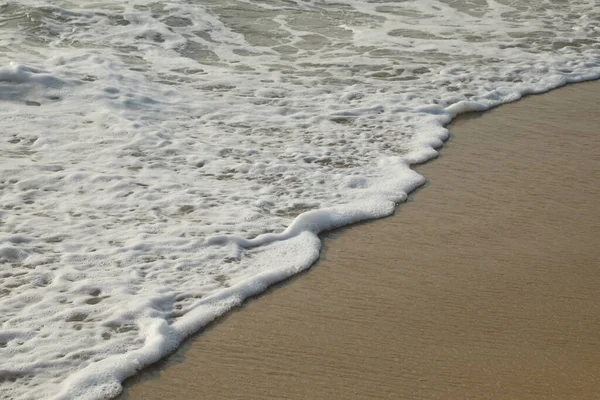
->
(0, 0, 598, 398)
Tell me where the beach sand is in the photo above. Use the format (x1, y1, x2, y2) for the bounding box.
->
(119, 80, 600, 400)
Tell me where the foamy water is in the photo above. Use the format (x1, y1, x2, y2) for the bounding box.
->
(0, 0, 598, 398)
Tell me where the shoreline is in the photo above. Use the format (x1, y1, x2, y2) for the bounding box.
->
(119, 80, 600, 399)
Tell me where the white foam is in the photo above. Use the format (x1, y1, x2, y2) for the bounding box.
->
(1, 0, 599, 398)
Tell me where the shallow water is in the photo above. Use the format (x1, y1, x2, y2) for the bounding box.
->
(1, 1, 599, 399)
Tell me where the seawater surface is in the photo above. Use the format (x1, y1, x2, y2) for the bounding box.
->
(0, 1, 599, 398)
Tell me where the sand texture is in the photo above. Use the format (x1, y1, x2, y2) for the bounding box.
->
(120, 81, 600, 400)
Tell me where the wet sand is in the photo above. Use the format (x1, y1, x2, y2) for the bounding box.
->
(120, 80, 600, 399)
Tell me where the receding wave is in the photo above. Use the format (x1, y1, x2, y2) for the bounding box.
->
(0, 0, 599, 398)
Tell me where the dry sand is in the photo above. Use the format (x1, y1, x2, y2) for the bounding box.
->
(120, 80, 600, 400)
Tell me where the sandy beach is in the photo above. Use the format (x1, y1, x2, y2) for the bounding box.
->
(119, 80, 600, 399)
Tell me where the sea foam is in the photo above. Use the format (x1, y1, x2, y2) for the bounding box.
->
(1, 0, 599, 398)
